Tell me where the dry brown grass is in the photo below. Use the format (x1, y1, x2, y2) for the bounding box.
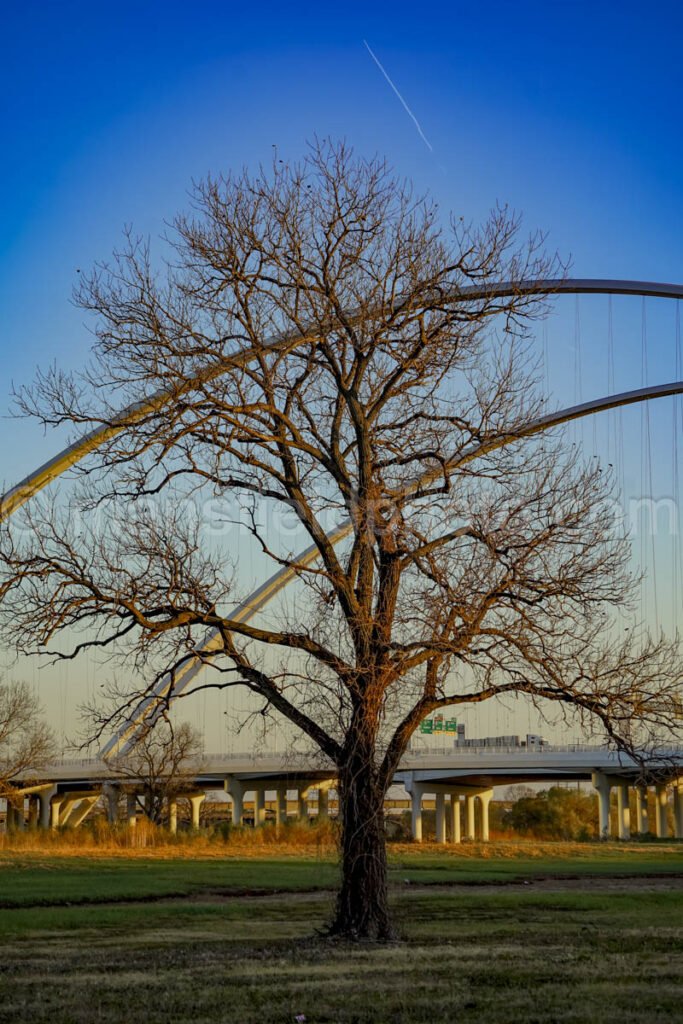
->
(0, 817, 341, 859)
(392, 837, 683, 860)
(1, 818, 681, 864)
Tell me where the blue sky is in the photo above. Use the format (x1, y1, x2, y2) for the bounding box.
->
(2, 2, 682, 421)
(1, 0, 682, 746)
(2, 0, 681, 491)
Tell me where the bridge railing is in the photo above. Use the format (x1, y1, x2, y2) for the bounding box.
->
(404, 743, 607, 757)
(48, 744, 683, 772)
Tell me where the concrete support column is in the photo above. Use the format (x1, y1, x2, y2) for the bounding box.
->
(28, 796, 39, 829)
(275, 788, 287, 826)
(225, 778, 245, 826)
(39, 786, 57, 830)
(50, 797, 65, 829)
(126, 793, 138, 828)
(449, 794, 461, 844)
(59, 798, 79, 829)
(6, 799, 24, 831)
(674, 781, 683, 839)
(318, 788, 329, 820)
(616, 782, 631, 840)
(435, 792, 446, 844)
(231, 791, 244, 825)
(168, 799, 178, 835)
(102, 784, 119, 825)
(68, 797, 98, 829)
(592, 772, 612, 838)
(189, 794, 205, 830)
(465, 795, 476, 840)
(478, 791, 493, 842)
(410, 788, 423, 842)
(254, 789, 266, 827)
(635, 785, 648, 834)
(655, 784, 669, 838)
(297, 789, 309, 823)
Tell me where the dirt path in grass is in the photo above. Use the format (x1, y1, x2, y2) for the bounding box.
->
(2, 873, 683, 911)
(397, 874, 683, 895)
(148, 873, 683, 904)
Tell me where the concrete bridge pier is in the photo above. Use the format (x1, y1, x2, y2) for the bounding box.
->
(465, 794, 476, 841)
(616, 782, 631, 840)
(189, 793, 206, 830)
(28, 796, 39, 829)
(62, 796, 98, 829)
(478, 791, 493, 842)
(50, 795, 66, 829)
(253, 788, 266, 827)
(411, 790, 423, 842)
(435, 793, 446, 844)
(449, 794, 461, 844)
(39, 786, 57, 829)
(102, 784, 119, 824)
(405, 782, 425, 842)
(275, 788, 287, 825)
(404, 780, 488, 844)
(225, 778, 245, 826)
(168, 799, 178, 834)
(674, 781, 683, 839)
(317, 787, 330, 820)
(635, 785, 648, 834)
(49, 792, 96, 829)
(126, 793, 138, 828)
(655, 784, 669, 838)
(8, 798, 25, 830)
(297, 788, 309, 823)
(4, 801, 18, 831)
(592, 772, 612, 837)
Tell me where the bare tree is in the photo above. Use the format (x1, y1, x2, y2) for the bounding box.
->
(0, 680, 55, 795)
(0, 141, 679, 938)
(107, 718, 203, 824)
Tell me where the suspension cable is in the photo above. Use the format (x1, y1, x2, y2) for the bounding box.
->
(642, 300, 660, 632)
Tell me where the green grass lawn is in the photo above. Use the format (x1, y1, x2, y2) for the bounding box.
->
(0, 842, 682, 907)
(0, 845, 682, 1022)
(0, 854, 340, 906)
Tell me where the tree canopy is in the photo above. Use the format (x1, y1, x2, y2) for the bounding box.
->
(0, 680, 54, 795)
(0, 141, 679, 937)
(503, 786, 599, 841)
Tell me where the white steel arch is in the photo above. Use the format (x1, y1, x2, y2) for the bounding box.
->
(4, 278, 683, 522)
(1, 278, 682, 754)
(101, 378, 683, 757)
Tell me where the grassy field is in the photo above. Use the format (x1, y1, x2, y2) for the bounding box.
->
(0, 843, 682, 1023)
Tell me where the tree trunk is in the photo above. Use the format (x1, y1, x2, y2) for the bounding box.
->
(328, 757, 395, 940)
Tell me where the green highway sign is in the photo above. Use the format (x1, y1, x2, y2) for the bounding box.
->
(419, 715, 457, 734)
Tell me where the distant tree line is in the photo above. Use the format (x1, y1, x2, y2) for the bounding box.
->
(499, 785, 599, 841)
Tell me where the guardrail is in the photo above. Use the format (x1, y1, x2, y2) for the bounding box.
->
(44, 745, 683, 773)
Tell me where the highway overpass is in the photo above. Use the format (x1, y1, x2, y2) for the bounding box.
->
(4, 743, 683, 842)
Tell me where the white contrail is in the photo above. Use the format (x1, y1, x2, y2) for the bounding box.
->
(363, 40, 433, 152)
